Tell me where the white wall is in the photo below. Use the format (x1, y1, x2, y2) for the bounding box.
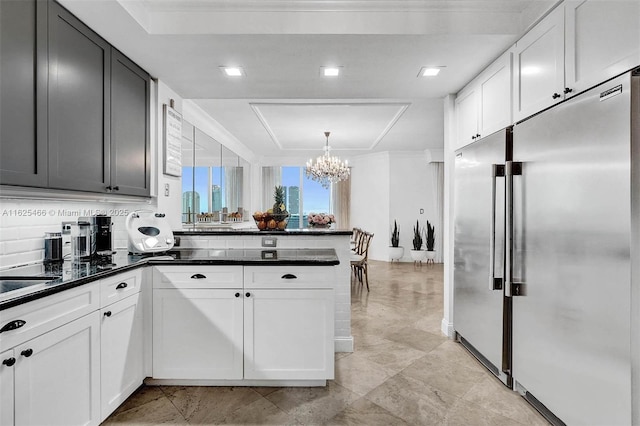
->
(349, 152, 390, 261)
(349, 151, 441, 262)
(388, 152, 435, 262)
(442, 94, 456, 338)
(156, 81, 184, 229)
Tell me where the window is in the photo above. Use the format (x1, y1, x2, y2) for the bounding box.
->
(269, 166, 331, 229)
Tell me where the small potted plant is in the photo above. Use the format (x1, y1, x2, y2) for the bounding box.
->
(425, 220, 436, 263)
(410, 219, 427, 263)
(389, 220, 404, 262)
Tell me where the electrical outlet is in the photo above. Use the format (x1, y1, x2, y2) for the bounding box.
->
(262, 237, 277, 247)
(164, 183, 170, 196)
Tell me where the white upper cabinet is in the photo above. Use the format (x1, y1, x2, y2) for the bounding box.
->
(456, 50, 512, 149)
(455, 86, 479, 149)
(513, 5, 565, 122)
(479, 51, 513, 137)
(513, 0, 640, 122)
(564, 0, 640, 96)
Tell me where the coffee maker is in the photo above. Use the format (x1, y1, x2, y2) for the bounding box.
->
(77, 215, 113, 259)
(94, 215, 114, 256)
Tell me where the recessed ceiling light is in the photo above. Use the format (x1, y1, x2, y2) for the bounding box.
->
(219, 66, 244, 77)
(418, 66, 444, 77)
(321, 66, 341, 77)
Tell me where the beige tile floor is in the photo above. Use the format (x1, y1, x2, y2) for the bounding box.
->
(102, 261, 549, 426)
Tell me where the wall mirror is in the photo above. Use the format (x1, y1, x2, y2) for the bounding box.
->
(181, 120, 246, 225)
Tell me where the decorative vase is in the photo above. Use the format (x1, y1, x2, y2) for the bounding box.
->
(426, 250, 436, 263)
(389, 246, 404, 262)
(410, 249, 427, 263)
(309, 223, 331, 229)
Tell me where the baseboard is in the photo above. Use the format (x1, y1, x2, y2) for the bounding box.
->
(145, 378, 326, 387)
(335, 336, 354, 352)
(441, 318, 455, 338)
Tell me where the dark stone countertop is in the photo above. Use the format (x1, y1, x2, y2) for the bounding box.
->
(175, 228, 352, 236)
(0, 248, 339, 311)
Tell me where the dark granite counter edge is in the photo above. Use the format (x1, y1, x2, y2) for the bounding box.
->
(1, 254, 339, 311)
(175, 230, 353, 236)
(147, 259, 340, 266)
(0, 262, 146, 311)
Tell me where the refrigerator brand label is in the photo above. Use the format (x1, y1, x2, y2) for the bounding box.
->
(600, 84, 622, 101)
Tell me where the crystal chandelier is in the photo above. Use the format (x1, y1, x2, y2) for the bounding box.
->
(305, 131, 350, 189)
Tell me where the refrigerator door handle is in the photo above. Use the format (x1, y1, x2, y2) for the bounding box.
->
(505, 161, 522, 297)
(490, 164, 505, 290)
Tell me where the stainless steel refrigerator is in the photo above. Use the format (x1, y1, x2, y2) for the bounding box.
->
(454, 67, 639, 425)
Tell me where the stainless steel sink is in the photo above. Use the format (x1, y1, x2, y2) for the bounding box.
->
(0, 277, 59, 294)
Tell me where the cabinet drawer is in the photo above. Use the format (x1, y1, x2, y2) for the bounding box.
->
(244, 266, 335, 289)
(0, 281, 99, 352)
(100, 269, 142, 307)
(153, 265, 243, 289)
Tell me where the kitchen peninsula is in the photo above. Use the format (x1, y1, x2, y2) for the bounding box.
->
(174, 227, 354, 353)
(0, 247, 340, 426)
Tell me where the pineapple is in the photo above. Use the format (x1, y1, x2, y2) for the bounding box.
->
(273, 186, 288, 222)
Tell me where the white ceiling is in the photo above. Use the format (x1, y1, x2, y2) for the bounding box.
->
(58, 0, 558, 163)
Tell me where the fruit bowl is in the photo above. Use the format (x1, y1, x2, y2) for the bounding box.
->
(253, 212, 289, 231)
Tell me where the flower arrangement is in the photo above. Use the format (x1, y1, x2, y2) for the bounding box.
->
(307, 212, 335, 228)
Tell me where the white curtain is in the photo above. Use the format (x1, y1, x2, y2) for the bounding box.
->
(430, 162, 445, 263)
(224, 167, 243, 212)
(261, 166, 281, 211)
(332, 173, 351, 229)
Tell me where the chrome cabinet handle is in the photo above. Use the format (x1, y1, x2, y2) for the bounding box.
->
(490, 164, 505, 291)
(505, 161, 523, 297)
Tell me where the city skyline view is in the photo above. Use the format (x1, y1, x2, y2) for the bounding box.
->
(182, 166, 331, 227)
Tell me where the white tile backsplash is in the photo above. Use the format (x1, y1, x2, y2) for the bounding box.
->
(0, 198, 156, 269)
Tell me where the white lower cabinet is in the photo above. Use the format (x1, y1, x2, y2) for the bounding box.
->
(152, 265, 336, 382)
(100, 292, 143, 422)
(244, 288, 334, 380)
(14, 312, 101, 426)
(1, 349, 15, 426)
(153, 288, 244, 379)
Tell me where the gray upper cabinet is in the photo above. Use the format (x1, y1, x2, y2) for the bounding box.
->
(111, 50, 151, 197)
(47, 1, 111, 193)
(0, 0, 151, 197)
(0, 0, 48, 187)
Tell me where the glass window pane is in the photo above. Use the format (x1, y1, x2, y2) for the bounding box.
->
(281, 167, 301, 228)
(212, 166, 223, 212)
(302, 171, 331, 228)
(182, 166, 194, 223)
(194, 166, 210, 214)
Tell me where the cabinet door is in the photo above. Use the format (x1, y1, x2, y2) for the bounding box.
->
(513, 5, 565, 121)
(110, 49, 151, 197)
(100, 293, 143, 422)
(0, 0, 48, 187)
(153, 289, 243, 380)
(47, 1, 111, 193)
(479, 51, 512, 136)
(1, 349, 15, 426)
(244, 289, 334, 380)
(14, 312, 100, 426)
(455, 87, 479, 149)
(565, 0, 640, 96)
